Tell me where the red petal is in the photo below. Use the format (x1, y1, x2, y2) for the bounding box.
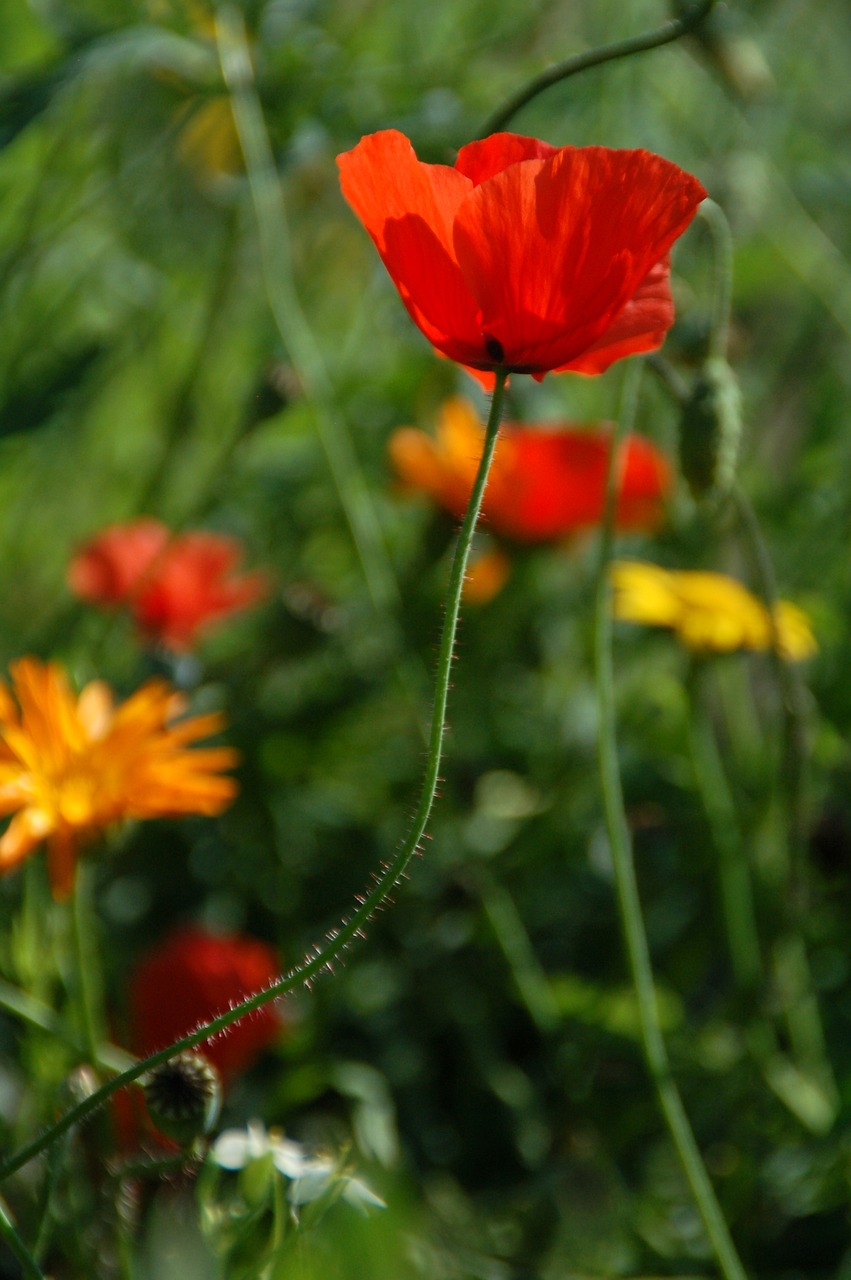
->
(338, 131, 483, 358)
(560, 257, 674, 375)
(453, 147, 706, 373)
(454, 132, 559, 186)
(484, 427, 670, 540)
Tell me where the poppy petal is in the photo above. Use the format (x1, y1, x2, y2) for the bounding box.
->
(338, 130, 484, 360)
(453, 147, 705, 372)
(454, 132, 559, 186)
(560, 256, 674, 375)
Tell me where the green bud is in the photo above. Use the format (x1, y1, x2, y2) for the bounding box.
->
(144, 1051, 222, 1146)
(679, 357, 742, 500)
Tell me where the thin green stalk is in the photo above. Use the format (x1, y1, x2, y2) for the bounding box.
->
(0, 371, 508, 1183)
(216, 7, 396, 618)
(698, 199, 734, 361)
(480, 0, 717, 134)
(0, 1199, 45, 1280)
(474, 868, 560, 1035)
(70, 865, 105, 1066)
(593, 361, 748, 1280)
(686, 663, 762, 993)
(0, 977, 132, 1074)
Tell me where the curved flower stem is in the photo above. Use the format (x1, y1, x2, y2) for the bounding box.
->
(593, 360, 748, 1280)
(0, 371, 508, 1184)
(480, 0, 717, 135)
(728, 485, 837, 1108)
(0, 1200, 44, 1280)
(698, 198, 734, 360)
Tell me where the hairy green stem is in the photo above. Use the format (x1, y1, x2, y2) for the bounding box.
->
(480, 0, 717, 134)
(0, 371, 508, 1183)
(593, 361, 748, 1280)
(0, 1200, 45, 1280)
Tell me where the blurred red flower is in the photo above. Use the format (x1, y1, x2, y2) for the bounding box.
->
(69, 520, 268, 651)
(390, 397, 671, 542)
(129, 924, 283, 1081)
(337, 131, 705, 383)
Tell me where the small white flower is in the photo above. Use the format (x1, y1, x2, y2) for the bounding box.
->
(209, 1121, 385, 1213)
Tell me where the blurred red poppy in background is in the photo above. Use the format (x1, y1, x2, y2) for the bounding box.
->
(390, 397, 671, 542)
(129, 924, 283, 1081)
(337, 130, 705, 384)
(69, 520, 268, 651)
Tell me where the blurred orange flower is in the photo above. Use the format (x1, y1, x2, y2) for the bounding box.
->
(0, 658, 238, 899)
(69, 519, 268, 651)
(129, 925, 283, 1081)
(389, 397, 670, 543)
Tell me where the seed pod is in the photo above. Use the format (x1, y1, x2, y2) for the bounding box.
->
(678, 356, 742, 500)
(144, 1050, 222, 1146)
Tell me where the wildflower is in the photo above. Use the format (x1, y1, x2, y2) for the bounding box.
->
(144, 1050, 222, 1145)
(611, 561, 817, 659)
(211, 1121, 386, 1211)
(0, 659, 238, 899)
(337, 131, 705, 383)
(390, 397, 670, 542)
(129, 925, 283, 1081)
(69, 519, 268, 651)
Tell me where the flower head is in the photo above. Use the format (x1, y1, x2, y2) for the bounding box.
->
(0, 658, 238, 899)
(69, 519, 268, 651)
(611, 561, 817, 659)
(390, 397, 670, 542)
(211, 1121, 386, 1212)
(337, 131, 705, 383)
(129, 925, 283, 1080)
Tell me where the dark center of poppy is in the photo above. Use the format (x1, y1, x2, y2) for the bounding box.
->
(483, 334, 505, 364)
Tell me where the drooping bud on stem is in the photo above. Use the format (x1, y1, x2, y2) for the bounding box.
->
(143, 1051, 222, 1146)
(678, 356, 742, 500)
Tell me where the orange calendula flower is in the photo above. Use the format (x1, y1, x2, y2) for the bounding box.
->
(390, 397, 670, 542)
(337, 131, 705, 384)
(611, 561, 817, 660)
(69, 519, 268, 652)
(0, 658, 238, 899)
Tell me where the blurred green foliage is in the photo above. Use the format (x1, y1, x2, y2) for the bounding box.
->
(2, 0, 851, 1276)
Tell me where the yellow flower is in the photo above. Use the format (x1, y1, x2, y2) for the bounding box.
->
(611, 562, 817, 660)
(0, 658, 238, 900)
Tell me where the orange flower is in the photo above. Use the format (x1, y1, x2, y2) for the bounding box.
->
(337, 131, 705, 383)
(129, 925, 283, 1081)
(0, 658, 238, 899)
(390, 397, 670, 541)
(69, 520, 268, 652)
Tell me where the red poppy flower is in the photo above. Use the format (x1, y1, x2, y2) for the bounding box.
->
(129, 925, 283, 1081)
(68, 518, 169, 606)
(389, 397, 670, 542)
(69, 520, 268, 651)
(337, 131, 706, 382)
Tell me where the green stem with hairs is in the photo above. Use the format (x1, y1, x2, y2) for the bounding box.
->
(593, 360, 748, 1280)
(0, 371, 508, 1183)
(0, 1200, 45, 1280)
(480, 0, 717, 134)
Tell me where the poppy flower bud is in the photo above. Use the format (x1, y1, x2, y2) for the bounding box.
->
(678, 356, 742, 499)
(143, 1051, 222, 1146)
